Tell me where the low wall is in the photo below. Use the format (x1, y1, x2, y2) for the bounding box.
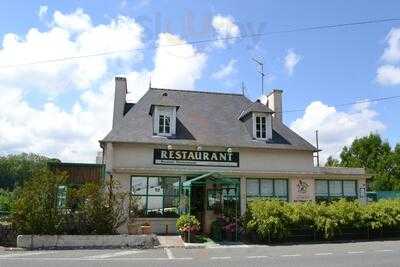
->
(134, 218, 178, 234)
(17, 234, 158, 250)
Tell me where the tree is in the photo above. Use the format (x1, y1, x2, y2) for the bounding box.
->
(326, 134, 400, 191)
(339, 134, 391, 172)
(325, 156, 340, 167)
(0, 153, 60, 189)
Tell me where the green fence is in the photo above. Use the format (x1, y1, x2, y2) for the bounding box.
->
(367, 191, 400, 202)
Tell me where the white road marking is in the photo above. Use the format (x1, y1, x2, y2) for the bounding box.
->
(280, 254, 301, 257)
(0, 251, 55, 258)
(375, 249, 393, 252)
(0, 257, 190, 261)
(315, 252, 333, 256)
(247, 255, 269, 259)
(211, 256, 231, 260)
(164, 248, 175, 259)
(208, 245, 250, 249)
(347, 251, 365, 254)
(83, 250, 142, 259)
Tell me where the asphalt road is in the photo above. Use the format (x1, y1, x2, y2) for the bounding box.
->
(1, 240, 400, 267)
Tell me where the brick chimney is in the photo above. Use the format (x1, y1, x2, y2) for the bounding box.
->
(112, 77, 127, 129)
(266, 89, 283, 122)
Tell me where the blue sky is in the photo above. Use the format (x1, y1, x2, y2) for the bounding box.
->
(0, 0, 399, 162)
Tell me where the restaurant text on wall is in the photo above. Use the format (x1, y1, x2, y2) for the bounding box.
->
(153, 149, 239, 167)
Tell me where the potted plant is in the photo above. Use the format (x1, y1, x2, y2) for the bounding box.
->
(141, 222, 152, 234)
(223, 222, 237, 241)
(176, 214, 200, 243)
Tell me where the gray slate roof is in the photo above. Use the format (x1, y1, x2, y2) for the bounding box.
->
(238, 99, 274, 120)
(101, 88, 317, 151)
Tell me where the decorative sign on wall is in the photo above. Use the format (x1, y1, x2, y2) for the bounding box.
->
(153, 149, 239, 167)
(291, 178, 314, 202)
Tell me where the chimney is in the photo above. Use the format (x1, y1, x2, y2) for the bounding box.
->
(113, 77, 127, 129)
(266, 89, 283, 122)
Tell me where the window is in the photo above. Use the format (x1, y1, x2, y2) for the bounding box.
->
(246, 178, 288, 201)
(158, 114, 170, 134)
(131, 176, 181, 217)
(153, 106, 176, 136)
(255, 115, 266, 139)
(315, 180, 357, 201)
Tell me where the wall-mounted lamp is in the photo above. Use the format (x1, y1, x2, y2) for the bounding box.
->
(227, 147, 233, 153)
(167, 145, 173, 150)
(197, 146, 202, 151)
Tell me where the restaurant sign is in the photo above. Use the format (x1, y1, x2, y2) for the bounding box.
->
(154, 149, 239, 167)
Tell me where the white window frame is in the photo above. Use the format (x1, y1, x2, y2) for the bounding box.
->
(158, 114, 171, 134)
(252, 112, 272, 140)
(153, 106, 176, 136)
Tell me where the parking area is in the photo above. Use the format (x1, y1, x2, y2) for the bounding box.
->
(0, 240, 400, 267)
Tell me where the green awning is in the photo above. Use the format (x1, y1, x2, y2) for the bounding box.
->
(181, 172, 240, 187)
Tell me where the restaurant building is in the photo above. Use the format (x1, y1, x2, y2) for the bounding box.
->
(100, 77, 368, 234)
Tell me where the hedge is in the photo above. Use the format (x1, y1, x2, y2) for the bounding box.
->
(244, 199, 400, 241)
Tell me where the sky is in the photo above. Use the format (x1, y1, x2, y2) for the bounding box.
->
(0, 0, 399, 163)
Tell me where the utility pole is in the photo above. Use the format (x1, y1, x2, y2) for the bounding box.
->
(252, 58, 265, 95)
(241, 81, 246, 96)
(315, 130, 320, 167)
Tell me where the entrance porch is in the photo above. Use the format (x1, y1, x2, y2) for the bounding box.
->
(180, 172, 240, 240)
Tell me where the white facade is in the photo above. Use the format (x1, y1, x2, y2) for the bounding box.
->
(101, 78, 367, 234)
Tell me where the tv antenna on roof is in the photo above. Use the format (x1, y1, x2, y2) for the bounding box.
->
(252, 57, 266, 95)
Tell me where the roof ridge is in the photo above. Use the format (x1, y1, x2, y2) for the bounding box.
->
(150, 87, 246, 97)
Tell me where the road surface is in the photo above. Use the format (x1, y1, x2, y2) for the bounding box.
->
(1, 240, 399, 266)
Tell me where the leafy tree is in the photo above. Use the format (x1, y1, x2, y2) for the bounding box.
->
(325, 156, 340, 167)
(0, 153, 60, 189)
(0, 189, 14, 214)
(339, 134, 391, 171)
(326, 134, 400, 191)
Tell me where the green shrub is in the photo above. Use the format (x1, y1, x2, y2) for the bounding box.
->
(12, 168, 66, 234)
(0, 189, 14, 214)
(176, 214, 200, 233)
(244, 198, 400, 241)
(12, 169, 128, 235)
(68, 181, 127, 234)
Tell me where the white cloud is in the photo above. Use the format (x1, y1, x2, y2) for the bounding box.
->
(382, 28, 400, 63)
(0, 10, 208, 162)
(211, 14, 240, 48)
(290, 101, 385, 163)
(376, 64, 400, 85)
(53, 8, 91, 32)
(0, 9, 144, 92)
(151, 33, 207, 90)
(284, 49, 301, 75)
(377, 27, 400, 86)
(38, 5, 48, 20)
(212, 59, 237, 80)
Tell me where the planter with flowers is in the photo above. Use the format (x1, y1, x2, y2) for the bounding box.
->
(223, 222, 237, 241)
(140, 222, 152, 235)
(176, 214, 200, 243)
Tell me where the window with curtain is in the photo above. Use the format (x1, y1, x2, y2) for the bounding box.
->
(315, 179, 357, 201)
(131, 176, 181, 217)
(246, 178, 288, 201)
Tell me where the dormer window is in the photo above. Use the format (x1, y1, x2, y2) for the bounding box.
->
(152, 105, 176, 136)
(252, 112, 272, 140)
